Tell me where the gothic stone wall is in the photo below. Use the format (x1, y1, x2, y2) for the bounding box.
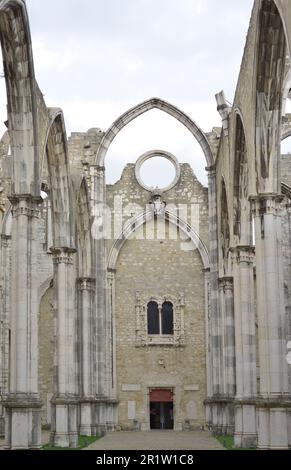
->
(107, 163, 209, 431)
(38, 286, 54, 428)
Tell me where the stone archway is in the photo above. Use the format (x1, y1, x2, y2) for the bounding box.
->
(0, 0, 40, 195)
(255, 0, 287, 193)
(96, 97, 214, 168)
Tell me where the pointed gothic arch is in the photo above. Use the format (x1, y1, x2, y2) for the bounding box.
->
(255, 0, 287, 193)
(107, 209, 210, 272)
(76, 178, 92, 278)
(0, 0, 40, 195)
(220, 179, 230, 274)
(96, 97, 214, 168)
(45, 109, 75, 249)
(233, 112, 251, 245)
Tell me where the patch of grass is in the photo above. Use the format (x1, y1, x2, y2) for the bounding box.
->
(216, 435, 235, 450)
(215, 435, 257, 451)
(43, 435, 99, 451)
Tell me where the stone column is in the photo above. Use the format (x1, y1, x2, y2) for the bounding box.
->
(203, 268, 212, 427)
(0, 234, 11, 436)
(78, 277, 96, 436)
(219, 276, 236, 435)
(90, 165, 107, 399)
(206, 166, 223, 432)
(106, 270, 117, 401)
(4, 195, 43, 449)
(232, 246, 257, 448)
(251, 195, 289, 450)
(50, 248, 78, 448)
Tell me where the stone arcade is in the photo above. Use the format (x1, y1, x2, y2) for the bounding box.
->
(0, 0, 291, 449)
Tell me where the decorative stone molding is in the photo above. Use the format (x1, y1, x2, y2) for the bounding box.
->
(135, 150, 181, 193)
(231, 246, 255, 266)
(250, 194, 284, 217)
(95, 165, 105, 178)
(9, 194, 43, 219)
(51, 247, 76, 265)
(135, 292, 185, 347)
(77, 277, 95, 292)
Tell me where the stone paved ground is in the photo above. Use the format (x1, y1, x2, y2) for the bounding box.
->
(84, 431, 224, 451)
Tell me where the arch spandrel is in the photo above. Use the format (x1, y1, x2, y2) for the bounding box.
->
(96, 97, 214, 168)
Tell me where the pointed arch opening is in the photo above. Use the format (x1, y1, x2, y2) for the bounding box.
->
(255, 0, 287, 192)
(220, 179, 230, 275)
(76, 178, 92, 278)
(96, 98, 214, 173)
(45, 110, 74, 249)
(233, 113, 251, 245)
(0, 0, 40, 195)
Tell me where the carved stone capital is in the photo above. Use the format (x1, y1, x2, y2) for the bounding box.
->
(219, 276, 234, 293)
(231, 245, 255, 265)
(249, 194, 284, 217)
(89, 165, 105, 179)
(206, 165, 216, 180)
(51, 247, 76, 265)
(77, 277, 95, 292)
(9, 194, 43, 219)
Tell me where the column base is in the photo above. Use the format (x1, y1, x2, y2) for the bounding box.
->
(4, 394, 42, 449)
(257, 407, 289, 450)
(50, 398, 79, 448)
(95, 398, 118, 435)
(80, 401, 97, 436)
(234, 403, 257, 448)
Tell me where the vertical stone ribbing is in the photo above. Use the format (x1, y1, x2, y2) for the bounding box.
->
(207, 166, 223, 432)
(78, 277, 96, 436)
(232, 246, 257, 448)
(50, 248, 78, 448)
(0, 234, 11, 436)
(219, 277, 236, 434)
(91, 165, 107, 398)
(251, 195, 289, 450)
(4, 196, 42, 449)
(106, 270, 117, 400)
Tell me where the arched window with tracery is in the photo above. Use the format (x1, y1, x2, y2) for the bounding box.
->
(147, 301, 160, 335)
(147, 301, 174, 336)
(161, 302, 174, 335)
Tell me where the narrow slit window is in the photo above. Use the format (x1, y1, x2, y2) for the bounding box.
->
(147, 301, 159, 335)
(162, 302, 173, 335)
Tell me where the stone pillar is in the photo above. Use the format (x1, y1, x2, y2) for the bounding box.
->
(219, 276, 236, 435)
(106, 270, 117, 401)
(78, 277, 96, 436)
(4, 196, 43, 449)
(232, 246, 257, 448)
(0, 234, 11, 437)
(206, 166, 223, 432)
(50, 248, 78, 448)
(251, 195, 289, 449)
(90, 165, 107, 398)
(203, 268, 212, 427)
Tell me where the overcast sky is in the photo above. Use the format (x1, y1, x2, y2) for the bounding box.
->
(1, 0, 276, 185)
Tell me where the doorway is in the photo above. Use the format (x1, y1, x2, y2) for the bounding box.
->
(149, 389, 174, 430)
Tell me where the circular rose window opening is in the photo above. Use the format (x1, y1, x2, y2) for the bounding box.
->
(135, 151, 180, 192)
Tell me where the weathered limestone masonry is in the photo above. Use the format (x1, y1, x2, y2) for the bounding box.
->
(214, 0, 291, 450)
(0, 0, 290, 450)
(106, 163, 209, 431)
